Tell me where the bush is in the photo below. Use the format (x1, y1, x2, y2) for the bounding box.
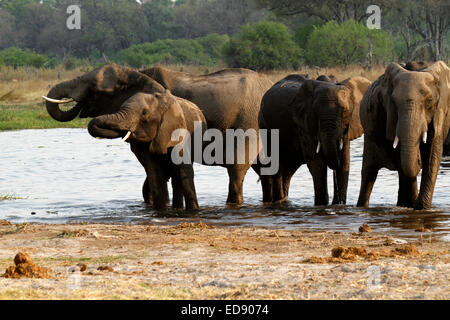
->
(116, 34, 229, 68)
(223, 21, 303, 71)
(305, 20, 393, 67)
(0, 47, 48, 68)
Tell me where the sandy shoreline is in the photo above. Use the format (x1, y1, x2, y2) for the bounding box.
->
(0, 221, 448, 300)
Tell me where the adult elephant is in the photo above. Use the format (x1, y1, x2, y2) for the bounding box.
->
(44, 64, 274, 205)
(88, 91, 207, 210)
(140, 66, 274, 205)
(357, 61, 450, 210)
(259, 75, 371, 205)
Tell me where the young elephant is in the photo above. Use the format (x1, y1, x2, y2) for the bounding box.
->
(88, 91, 207, 210)
(357, 61, 450, 210)
(259, 75, 370, 205)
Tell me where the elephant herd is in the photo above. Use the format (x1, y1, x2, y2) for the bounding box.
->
(42, 60, 450, 211)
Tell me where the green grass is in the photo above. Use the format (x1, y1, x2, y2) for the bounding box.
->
(0, 103, 89, 131)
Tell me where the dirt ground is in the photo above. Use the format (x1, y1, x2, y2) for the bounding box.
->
(0, 221, 448, 300)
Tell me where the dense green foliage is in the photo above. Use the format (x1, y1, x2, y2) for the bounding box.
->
(305, 20, 393, 66)
(0, 47, 48, 68)
(224, 21, 303, 70)
(116, 34, 229, 68)
(0, 0, 447, 69)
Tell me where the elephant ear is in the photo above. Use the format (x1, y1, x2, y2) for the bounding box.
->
(149, 92, 187, 154)
(425, 61, 450, 139)
(95, 63, 164, 94)
(293, 80, 317, 136)
(338, 77, 371, 141)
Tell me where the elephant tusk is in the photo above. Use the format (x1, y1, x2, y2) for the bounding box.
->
(393, 136, 399, 149)
(120, 131, 132, 142)
(422, 132, 427, 144)
(42, 96, 74, 104)
(316, 142, 321, 154)
(339, 139, 344, 151)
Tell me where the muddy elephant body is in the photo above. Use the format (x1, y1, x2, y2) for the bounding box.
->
(88, 91, 207, 210)
(357, 61, 450, 210)
(44, 64, 273, 207)
(259, 75, 370, 205)
(141, 66, 274, 204)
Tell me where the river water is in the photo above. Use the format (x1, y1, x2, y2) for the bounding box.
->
(1, 129, 449, 241)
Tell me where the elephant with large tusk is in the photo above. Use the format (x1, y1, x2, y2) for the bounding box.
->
(357, 61, 450, 210)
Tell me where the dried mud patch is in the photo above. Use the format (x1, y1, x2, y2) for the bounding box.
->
(0, 223, 448, 299)
(2, 252, 52, 279)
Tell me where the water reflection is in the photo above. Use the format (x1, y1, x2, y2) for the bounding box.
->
(0, 129, 449, 240)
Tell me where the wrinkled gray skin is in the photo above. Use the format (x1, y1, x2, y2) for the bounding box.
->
(259, 75, 370, 205)
(88, 91, 207, 210)
(357, 61, 450, 210)
(45, 64, 274, 206)
(45, 63, 180, 208)
(140, 66, 274, 205)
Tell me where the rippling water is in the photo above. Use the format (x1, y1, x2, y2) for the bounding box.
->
(1, 129, 449, 240)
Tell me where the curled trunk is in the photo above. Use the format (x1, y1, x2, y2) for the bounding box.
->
(45, 78, 85, 122)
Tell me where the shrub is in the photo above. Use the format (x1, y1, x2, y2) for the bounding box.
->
(305, 20, 393, 66)
(116, 34, 228, 68)
(223, 21, 303, 71)
(0, 47, 48, 68)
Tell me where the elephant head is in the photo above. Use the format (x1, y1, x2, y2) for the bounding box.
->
(88, 91, 204, 155)
(43, 63, 165, 122)
(294, 77, 370, 170)
(381, 61, 450, 178)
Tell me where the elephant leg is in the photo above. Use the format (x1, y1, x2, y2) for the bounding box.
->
(144, 155, 169, 211)
(357, 139, 380, 208)
(177, 164, 199, 210)
(142, 177, 152, 205)
(415, 136, 443, 210)
(259, 175, 274, 203)
(226, 164, 248, 205)
(281, 164, 298, 201)
(131, 143, 169, 207)
(397, 173, 418, 208)
(272, 170, 285, 203)
(171, 173, 184, 210)
(307, 159, 329, 206)
(251, 164, 272, 203)
(332, 138, 350, 205)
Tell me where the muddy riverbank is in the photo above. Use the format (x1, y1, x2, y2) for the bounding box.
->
(0, 222, 448, 299)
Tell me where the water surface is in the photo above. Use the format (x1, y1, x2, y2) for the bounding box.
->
(1, 129, 449, 240)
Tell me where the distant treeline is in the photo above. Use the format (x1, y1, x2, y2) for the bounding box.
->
(0, 0, 447, 71)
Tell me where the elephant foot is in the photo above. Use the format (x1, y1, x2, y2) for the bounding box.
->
(332, 198, 346, 205)
(413, 200, 432, 211)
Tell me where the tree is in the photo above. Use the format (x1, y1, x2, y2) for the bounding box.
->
(175, 0, 266, 38)
(258, 0, 373, 23)
(305, 20, 392, 66)
(387, 0, 449, 61)
(223, 21, 303, 70)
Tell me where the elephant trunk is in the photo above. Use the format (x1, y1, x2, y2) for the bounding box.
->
(319, 115, 341, 170)
(45, 78, 84, 122)
(397, 115, 422, 178)
(88, 111, 134, 139)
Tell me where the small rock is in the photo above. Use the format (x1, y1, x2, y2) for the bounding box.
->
(359, 224, 372, 233)
(31, 212, 36, 215)
(77, 263, 88, 272)
(97, 266, 114, 272)
(14, 252, 33, 266)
